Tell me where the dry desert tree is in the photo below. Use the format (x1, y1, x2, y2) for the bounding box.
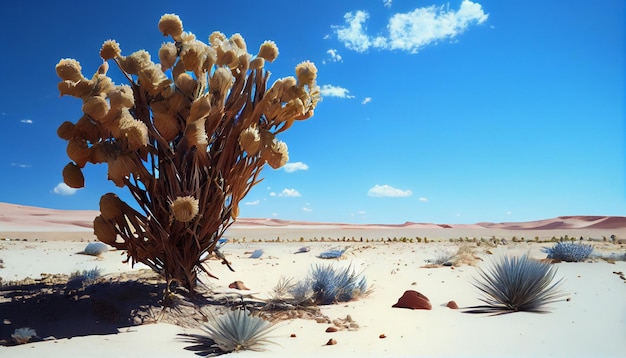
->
(55, 14, 319, 295)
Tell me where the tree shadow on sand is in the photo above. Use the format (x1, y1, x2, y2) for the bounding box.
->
(0, 270, 180, 346)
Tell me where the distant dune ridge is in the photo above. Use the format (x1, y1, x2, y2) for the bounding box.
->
(0, 202, 624, 232)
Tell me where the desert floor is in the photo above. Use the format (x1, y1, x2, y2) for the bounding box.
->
(1, 223, 625, 357)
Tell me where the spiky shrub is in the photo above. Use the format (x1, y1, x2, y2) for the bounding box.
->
(69, 267, 103, 286)
(466, 255, 566, 314)
(55, 14, 319, 294)
(542, 242, 593, 262)
(309, 264, 367, 305)
(200, 309, 275, 353)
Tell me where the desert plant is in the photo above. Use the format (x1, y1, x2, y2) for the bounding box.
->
(199, 309, 276, 353)
(309, 264, 367, 305)
(465, 255, 566, 314)
(55, 14, 319, 294)
(542, 242, 593, 262)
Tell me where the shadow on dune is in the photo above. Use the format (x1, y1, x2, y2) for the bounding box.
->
(0, 271, 166, 346)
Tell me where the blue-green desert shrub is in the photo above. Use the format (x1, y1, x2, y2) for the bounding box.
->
(542, 242, 593, 262)
(465, 255, 566, 314)
(199, 309, 276, 353)
(309, 264, 367, 305)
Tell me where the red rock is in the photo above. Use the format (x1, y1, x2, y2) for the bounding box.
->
(326, 338, 337, 345)
(228, 281, 249, 290)
(379, 334, 387, 339)
(446, 300, 459, 309)
(325, 326, 338, 333)
(290, 333, 297, 338)
(392, 290, 432, 310)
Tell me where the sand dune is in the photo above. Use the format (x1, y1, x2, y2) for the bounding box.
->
(2, 202, 623, 233)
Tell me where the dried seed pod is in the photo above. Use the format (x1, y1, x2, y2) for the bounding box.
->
(93, 215, 118, 246)
(100, 39, 121, 60)
(62, 162, 84, 188)
(295, 60, 317, 88)
(249, 57, 264, 70)
(258, 40, 279, 62)
(181, 40, 208, 75)
(137, 63, 172, 95)
(57, 121, 76, 140)
(90, 141, 114, 164)
(122, 119, 149, 150)
(209, 67, 233, 104)
(158, 13, 184, 40)
(239, 126, 261, 156)
(57, 79, 93, 98)
(170, 195, 199, 222)
(74, 116, 101, 143)
(55, 59, 84, 81)
(175, 73, 197, 97)
(99, 193, 123, 220)
(117, 50, 151, 75)
(66, 138, 91, 168)
(153, 111, 181, 142)
(108, 85, 135, 109)
(262, 140, 289, 169)
(185, 119, 208, 149)
(107, 154, 135, 187)
(188, 94, 211, 122)
(159, 42, 178, 71)
(82, 96, 109, 121)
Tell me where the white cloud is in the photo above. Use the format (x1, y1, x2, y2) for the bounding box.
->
(368, 184, 412, 197)
(335, 1, 488, 54)
(303, 207, 313, 212)
(326, 49, 343, 62)
(52, 183, 78, 196)
(335, 11, 378, 52)
(506, 211, 512, 215)
(419, 197, 428, 202)
(283, 162, 309, 173)
(11, 163, 31, 168)
(320, 84, 355, 98)
(245, 200, 260, 206)
(361, 97, 372, 105)
(20, 119, 33, 124)
(270, 192, 277, 197)
(383, 0, 392, 8)
(279, 188, 301, 197)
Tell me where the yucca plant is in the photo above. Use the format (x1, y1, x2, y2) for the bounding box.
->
(309, 264, 368, 305)
(55, 13, 319, 295)
(465, 255, 566, 315)
(542, 242, 593, 262)
(198, 309, 276, 353)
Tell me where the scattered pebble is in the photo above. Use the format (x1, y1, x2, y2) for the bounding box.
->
(325, 326, 338, 333)
(379, 334, 386, 339)
(326, 338, 337, 346)
(290, 333, 296, 338)
(446, 300, 459, 309)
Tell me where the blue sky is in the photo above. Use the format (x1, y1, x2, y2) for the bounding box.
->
(0, 0, 623, 224)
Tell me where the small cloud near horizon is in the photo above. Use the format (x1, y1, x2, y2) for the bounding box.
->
(244, 200, 260, 206)
(278, 188, 301, 197)
(361, 97, 372, 105)
(419, 197, 428, 202)
(20, 119, 33, 124)
(52, 183, 78, 196)
(320, 84, 355, 99)
(335, 1, 488, 54)
(283, 162, 309, 173)
(11, 163, 31, 168)
(368, 184, 412, 197)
